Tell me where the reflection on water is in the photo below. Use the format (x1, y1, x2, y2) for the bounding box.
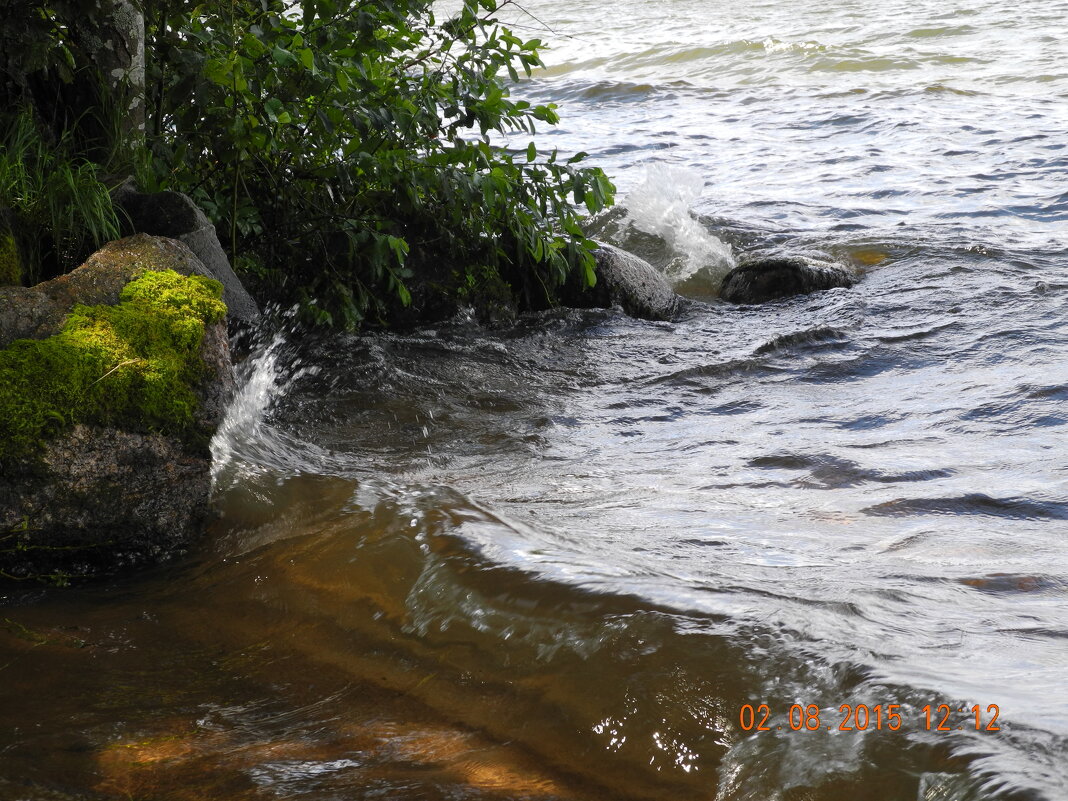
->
(3, 0, 1068, 797)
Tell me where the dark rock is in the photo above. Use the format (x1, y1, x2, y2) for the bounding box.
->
(0, 426, 213, 579)
(195, 317, 237, 431)
(0, 235, 235, 581)
(719, 257, 856, 304)
(563, 243, 681, 321)
(112, 181, 260, 323)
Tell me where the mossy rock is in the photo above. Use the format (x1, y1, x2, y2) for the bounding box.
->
(0, 235, 235, 582)
(110, 182, 261, 323)
(0, 233, 212, 347)
(0, 268, 226, 463)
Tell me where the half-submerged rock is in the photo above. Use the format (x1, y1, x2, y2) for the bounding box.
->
(563, 243, 681, 321)
(0, 235, 235, 581)
(719, 256, 856, 304)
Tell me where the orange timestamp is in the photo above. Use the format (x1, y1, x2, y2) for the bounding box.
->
(739, 703, 1001, 733)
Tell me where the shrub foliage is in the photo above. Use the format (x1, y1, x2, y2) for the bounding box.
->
(2, 1, 613, 325)
(145, 0, 613, 325)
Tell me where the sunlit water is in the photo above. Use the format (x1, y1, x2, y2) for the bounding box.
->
(3, 1, 1067, 799)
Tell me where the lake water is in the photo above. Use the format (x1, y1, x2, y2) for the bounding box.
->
(2, 0, 1066, 799)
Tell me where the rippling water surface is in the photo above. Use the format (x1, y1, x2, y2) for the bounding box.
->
(3, 1, 1067, 799)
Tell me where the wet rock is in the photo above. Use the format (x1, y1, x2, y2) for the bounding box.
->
(0, 235, 235, 581)
(0, 426, 214, 579)
(112, 180, 260, 323)
(564, 243, 681, 321)
(719, 256, 856, 304)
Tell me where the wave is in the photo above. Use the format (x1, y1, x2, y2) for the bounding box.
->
(862, 493, 1068, 521)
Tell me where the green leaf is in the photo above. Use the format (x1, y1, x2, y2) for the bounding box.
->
(387, 235, 409, 263)
(265, 97, 288, 123)
(300, 48, 314, 70)
(596, 172, 616, 203)
(203, 57, 230, 86)
(583, 254, 598, 287)
(525, 142, 536, 162)
(272, 46, 298, 67)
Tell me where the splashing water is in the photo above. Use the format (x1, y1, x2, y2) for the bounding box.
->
(210, 332, 288, 489)
(623, 164, 735, 284)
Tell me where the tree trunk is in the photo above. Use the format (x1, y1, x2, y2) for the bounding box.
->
(1, 0, 146, 163)
(66, 0, 147, 161)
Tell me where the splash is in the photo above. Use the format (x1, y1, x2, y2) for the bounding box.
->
(210, 332, 289, 489)
(623, 164, 735, 286)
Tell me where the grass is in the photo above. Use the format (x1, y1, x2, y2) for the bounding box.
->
(0, 110, 122, 284)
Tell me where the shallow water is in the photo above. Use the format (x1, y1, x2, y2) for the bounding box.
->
(3, 0, 1067, 799)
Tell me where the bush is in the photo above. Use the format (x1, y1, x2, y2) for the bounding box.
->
(145, 0, 614, 326)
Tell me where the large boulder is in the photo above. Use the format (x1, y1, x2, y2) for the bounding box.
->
(563, 243, 681, 321)
(719, 256, 856, 304)
(111, 182, 260, 324)
(0, 235, 235, 581)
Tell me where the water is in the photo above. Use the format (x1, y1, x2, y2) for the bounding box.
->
(3, 1, 1067, 799)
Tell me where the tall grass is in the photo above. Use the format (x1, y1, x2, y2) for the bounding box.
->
(0, 110, 122, 285)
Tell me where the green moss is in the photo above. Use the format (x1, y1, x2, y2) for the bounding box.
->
(0, 232, 20, 286)
(0, 269, 225, 462)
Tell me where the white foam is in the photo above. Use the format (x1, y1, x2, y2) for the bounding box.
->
(210, 333, 286, 488)
(623, 164, 735, 284)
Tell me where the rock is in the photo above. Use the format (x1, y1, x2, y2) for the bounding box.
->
(0, 427, 213, 578)
(719, 257, 856, 304)
(0, 233, 210, 347)
(111, 181, 260, 323)
(563, 243, 681, 321)
(0, 235, 235, 581)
